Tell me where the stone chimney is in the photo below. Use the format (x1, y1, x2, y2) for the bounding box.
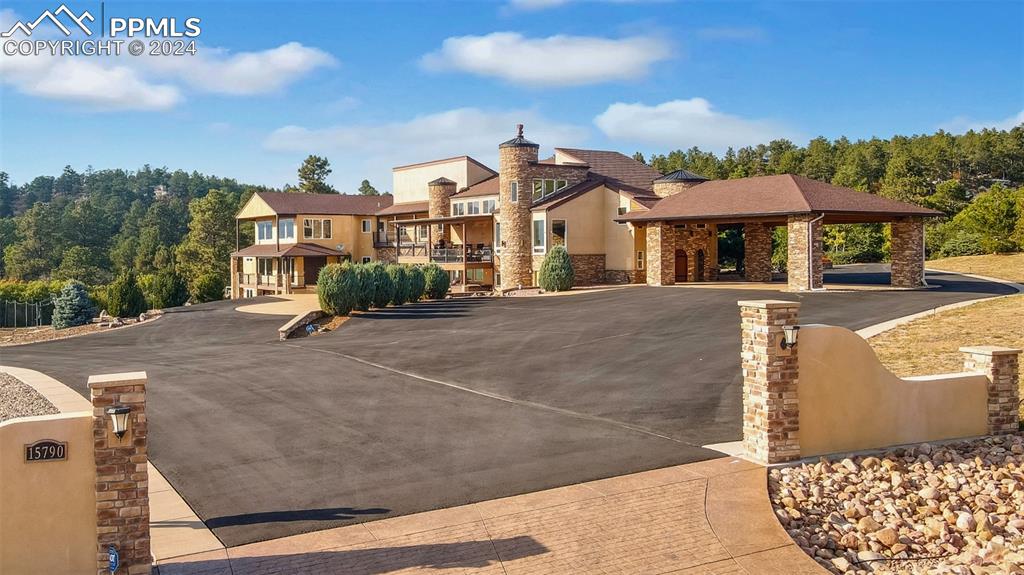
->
(427, 177, 457, 241)
(652, 169, 709, 198)
(498, 124, 540, 290)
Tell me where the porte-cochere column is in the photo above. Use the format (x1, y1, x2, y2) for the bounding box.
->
(743, 223, 773, 283)
(890, 216, 926, 288)
(786, 214, 823, 291)
(645, 222, 675, 286)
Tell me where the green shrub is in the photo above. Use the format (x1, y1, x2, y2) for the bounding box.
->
(538, 245, 574, 291)
(316, 262, 359, 315)
(88, 285, 109, 315)
(0, 279, 63, 303)
(353, 264, 376, 311)
(52, 281, 96, 330)
(106, 271, 147, 317)
(938, 231, 985, 258)
(407, 266, 426, 302)
(368, 262, 393, 308)
(386, 264, 410, 305)
(192, 273, 226, 304)
(422, 264, 450, 299)
(146, 269, 189, 309)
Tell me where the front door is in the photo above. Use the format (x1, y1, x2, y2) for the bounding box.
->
(675, 250, 688, 282)
(303, 256, 326, 286)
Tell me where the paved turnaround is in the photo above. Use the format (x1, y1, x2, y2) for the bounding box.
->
(0, 265, 1014, 546)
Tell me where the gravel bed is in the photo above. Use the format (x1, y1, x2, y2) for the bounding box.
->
(0, 372, 59, 422)
(770, 435, 1024, 575)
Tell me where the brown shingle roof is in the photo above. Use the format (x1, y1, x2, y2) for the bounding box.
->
(376, 201, 428, 216)
(256, 192, 393, 216)
(555, 148, 665, 190)
(530, 177, 661, 212)
(622, 174, 942, 222)
(451, 175, 498, 198)
(231, 243, 344, 258)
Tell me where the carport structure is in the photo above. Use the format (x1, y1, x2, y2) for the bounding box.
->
(620, 174, 942, 290)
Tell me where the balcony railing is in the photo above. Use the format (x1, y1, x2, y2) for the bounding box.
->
(429, 245, 493, 264)
(237, 273, 306, 288)
(398, 244, 427, 257)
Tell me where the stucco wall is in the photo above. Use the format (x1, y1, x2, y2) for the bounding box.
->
(393, 158, 493, 204)
(0, 412, 95, 575)
(798, 325, 989, 457)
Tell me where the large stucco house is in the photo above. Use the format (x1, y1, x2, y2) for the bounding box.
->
(230, 125, 939, 298)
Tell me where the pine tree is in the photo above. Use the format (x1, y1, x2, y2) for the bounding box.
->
(107, 271, 147, 317)
(297, 155, 335, 194)
(358, 179, 380, 195)
(52, 281, 96, 330)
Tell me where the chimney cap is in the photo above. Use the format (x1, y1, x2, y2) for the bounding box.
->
(428, 177, 457, 186)
(499, 123, 539, 149)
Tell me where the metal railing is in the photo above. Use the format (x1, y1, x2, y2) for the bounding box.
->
(237, 273, 306, 288)
(429, 246, 494, 264)
(1, 299, 54, 328)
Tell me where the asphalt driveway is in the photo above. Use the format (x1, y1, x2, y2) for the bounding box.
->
(0, 265, 1014, 546)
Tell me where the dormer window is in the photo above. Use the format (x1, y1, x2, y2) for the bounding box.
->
(532, 179, 568, 201)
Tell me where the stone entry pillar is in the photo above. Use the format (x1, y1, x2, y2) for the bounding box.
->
(890, 217, 926, 288)
(229, 257, 239, 300)
(786, 214, 823, 291)
(961, 346, 1022, 435)
(89, 372, 151, 575)
(645, 222, 675, 286)
(739, 300, 801, 464)
(743, 223, 773, 283)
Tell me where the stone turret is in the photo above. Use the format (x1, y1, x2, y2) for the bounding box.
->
(652, 169, 708, 198)
(428, 177, 457, 241)
(498, 124, 540, 290)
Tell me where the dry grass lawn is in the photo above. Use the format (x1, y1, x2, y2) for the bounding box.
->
(927, 252, 1024, 283)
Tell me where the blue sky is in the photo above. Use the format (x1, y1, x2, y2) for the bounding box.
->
(1, 0, 1021, 192)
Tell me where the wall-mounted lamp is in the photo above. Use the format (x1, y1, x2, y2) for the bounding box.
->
(105, 406, 131, 439)
(781, 325, 801, 350)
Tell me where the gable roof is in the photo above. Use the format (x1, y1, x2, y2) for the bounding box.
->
(252, 192, 393, 216)
(621, 174, 942, 223)
(391, 155, 497, 176)
(531, 176, 661, 212)
(376, 200, 429, 216)
(555, 148, 665, 190)
(451, 174, 499, 199)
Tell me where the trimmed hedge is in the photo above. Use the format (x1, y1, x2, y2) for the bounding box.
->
(422, 264, 450, 299)
(107, 271, 147, 317)
(353, 264, 376, 311)
(317, 263, 359, 315)
(386, 264, 410, 306)
(407, 266, 426, 302)
(368, 262, 394, 308)
(538, 245, 574, 292)
(52, 281, 96, 330)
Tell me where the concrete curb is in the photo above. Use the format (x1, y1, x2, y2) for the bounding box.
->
(855, 270, 1023, 340)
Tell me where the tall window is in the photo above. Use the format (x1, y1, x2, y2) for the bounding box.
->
(532, 219, 545, 254)
(637, 250, 645, 270)
(278, 218, 295, 240)
(495, 221, 502, 253)
(468, 201, 480, 215)
(510, 181, 518, 203)
(361, 219, 372, 233)
(452, 203, 465, 216)
(552, 219, 567, 248)
(303, 218, 332, 239)
(482, 199, 496, 214)
(257, 258, 274, 276)
(257, 221, 273, 240)
(532, 179, 568, 200)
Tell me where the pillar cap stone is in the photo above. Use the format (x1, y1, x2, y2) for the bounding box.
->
(737, 299, 802, 309)
(959, 345, 1023, 356)
(88, 371, 148, 389)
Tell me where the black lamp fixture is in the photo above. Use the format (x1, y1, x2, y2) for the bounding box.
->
(781, 325, 801, 350)
(105, 406, 131, 439)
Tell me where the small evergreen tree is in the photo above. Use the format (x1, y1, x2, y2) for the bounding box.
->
(107, 271, 147, 317)
(407, 266, 426, 302)
(538, 245, 574, 292)
(386, 264, 409, 305)
(147, 269, 189, 309)
(316, 262, 358, 315)
(353, 264, 376, 311)
(52, 281, 96, 329)
(422, 264, 451, 299)
(368, 262, 393, 308)
(192, 273, 226, 303)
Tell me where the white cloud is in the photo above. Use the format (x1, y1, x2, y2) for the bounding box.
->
(421, 32, 672, 87)
(594, 98, 801, 151)
(0, 10, 336, 110)
(939, 110, 1024, 133)
(264, 107, 589, 191)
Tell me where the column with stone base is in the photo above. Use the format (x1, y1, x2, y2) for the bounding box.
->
(960, 346, 1022, 435)
(786, 215, 823, 291)
(743, 223, 773, 283)
(89, 372, 151, 575)
(739, 300, 801, 464)
(890, 217, 925, 288)
(645, 222, 675, 286)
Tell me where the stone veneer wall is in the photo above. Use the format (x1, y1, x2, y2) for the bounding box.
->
(89, 372, 151, 575)
(568, 254, 605, 286)
(652, 181, 699, 199)
(427, 180, 456, 241)
(890, 217, 925, 288)
(604, 270, 634, 284)
(375, 247, 396, 264)
(743, 223, 774, 283)
(672, 224, 718, 282)
(645, 222, 675, 286)
(739, 300, 801, 464)
(786, 215, 824, 291)
(961, 346, 1022, 435)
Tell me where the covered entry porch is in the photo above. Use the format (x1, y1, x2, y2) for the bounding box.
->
(230, 243, 345, 298)
(391, 213, 496, 292)
(621, 175, 942, 291)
